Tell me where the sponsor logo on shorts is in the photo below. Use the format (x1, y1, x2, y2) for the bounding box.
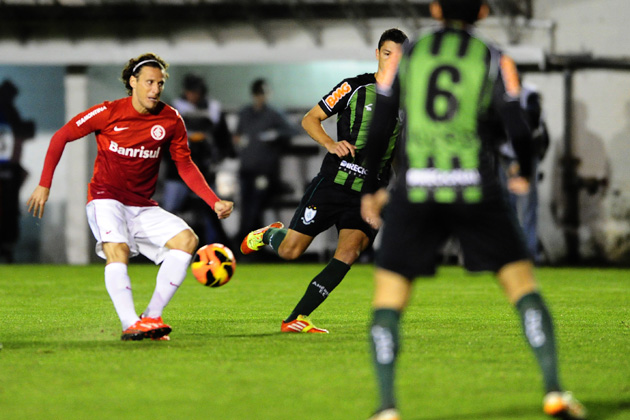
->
(109, 141, 161, 159)
(151, 124, 166, 140)
(324, 82, 352, 109)
(301, 206, 317, 225)
(76, 106, 107, 127)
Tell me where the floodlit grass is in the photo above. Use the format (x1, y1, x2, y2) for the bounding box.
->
(0, 263, 628, 420)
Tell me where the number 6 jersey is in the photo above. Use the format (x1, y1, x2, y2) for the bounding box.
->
(367, 25, 533, 204)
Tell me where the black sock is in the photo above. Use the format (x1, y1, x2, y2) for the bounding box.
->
(370, 308, 401, 412)
(263, 227, 287, 255)
(285, 258, 351, 322)
(516, 292, 561, 393)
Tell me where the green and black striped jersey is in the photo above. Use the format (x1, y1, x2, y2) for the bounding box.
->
(317, 73, 400, 194)
(366, 24, 533, 204)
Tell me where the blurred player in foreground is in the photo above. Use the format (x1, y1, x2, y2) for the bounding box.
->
(240, 28, 408, 333)
(360, 1, 586, 419)
(27, 53, 233, 341)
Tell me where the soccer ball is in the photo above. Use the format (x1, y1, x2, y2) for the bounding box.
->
(191, 243, 236, 287)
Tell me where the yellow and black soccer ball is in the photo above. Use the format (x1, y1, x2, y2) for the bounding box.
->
(191, 243, 236, 287)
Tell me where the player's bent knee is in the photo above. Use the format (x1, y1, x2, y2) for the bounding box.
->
(166, 229, 199, 254)
(103, 242, 130, 264)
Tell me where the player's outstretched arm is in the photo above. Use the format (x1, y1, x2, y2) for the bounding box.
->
(27, 185, 50, 219)
(214, 200, 234, 220)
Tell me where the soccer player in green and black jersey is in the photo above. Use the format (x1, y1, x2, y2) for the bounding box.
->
(240, 28, 408, 333)
(361, 2, 586, 420)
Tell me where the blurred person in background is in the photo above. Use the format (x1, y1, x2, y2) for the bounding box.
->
(0, 79, 35, 263)
(27, 53, 233, 341)
(233, 78, 297, 247)
(163, 73, 235, 247)
(499, 84, 550, 264)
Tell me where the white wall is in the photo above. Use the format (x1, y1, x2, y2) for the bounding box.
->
(537, 0, 630, 57)
(524, 0, 630, 263)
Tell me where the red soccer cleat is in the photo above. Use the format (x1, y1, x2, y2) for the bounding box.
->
(240, 221, 284, 254)
(281, 315, 329, 333)
(121, 316, 171, 341)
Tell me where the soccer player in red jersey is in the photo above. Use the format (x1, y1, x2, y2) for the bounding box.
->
(27, 53, 234, 341)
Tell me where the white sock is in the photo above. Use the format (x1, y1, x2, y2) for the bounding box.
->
(143, 249, 192, 319)
(104, 262, 139, 330)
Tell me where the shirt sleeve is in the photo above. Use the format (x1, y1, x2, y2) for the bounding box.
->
(318, 78, 354, 116)
(39, 103, 110, 188)
(175, 157, 220, 209)
(169, 117, 220, 209)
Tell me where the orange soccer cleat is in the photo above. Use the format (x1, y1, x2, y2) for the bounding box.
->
(121, 316, 172, 341)
(281, 315, 329, 333)
(543, 391, 587, 419)
(240, 221, 284, 254)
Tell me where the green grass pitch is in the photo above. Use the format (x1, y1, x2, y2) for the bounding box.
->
(0, 263, 628, 420)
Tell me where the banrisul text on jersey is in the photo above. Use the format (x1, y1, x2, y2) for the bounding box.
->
(109, 141, 161, 159)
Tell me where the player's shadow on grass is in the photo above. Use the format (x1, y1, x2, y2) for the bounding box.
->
(581, 398, 630, 420)
(410, 405, 542, 420)
(408, 398, 629, 420)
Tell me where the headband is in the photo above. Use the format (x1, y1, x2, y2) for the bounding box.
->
(132, 59, 163, 74)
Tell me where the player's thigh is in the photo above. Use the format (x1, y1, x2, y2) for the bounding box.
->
(278, 229, 314, 260)
(336, 199, 378, 245)
(164, 228, 199, 254)
(86, 199, 137, 260)
(454, 201, 530, 273)
(86, 199, 129, 244)
(288, 175, 338, 237)
(132, 206, 192, 264)
(376, 200, 447, 279)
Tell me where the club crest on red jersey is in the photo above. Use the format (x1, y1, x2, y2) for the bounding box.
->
(151, 124, 166, 140)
